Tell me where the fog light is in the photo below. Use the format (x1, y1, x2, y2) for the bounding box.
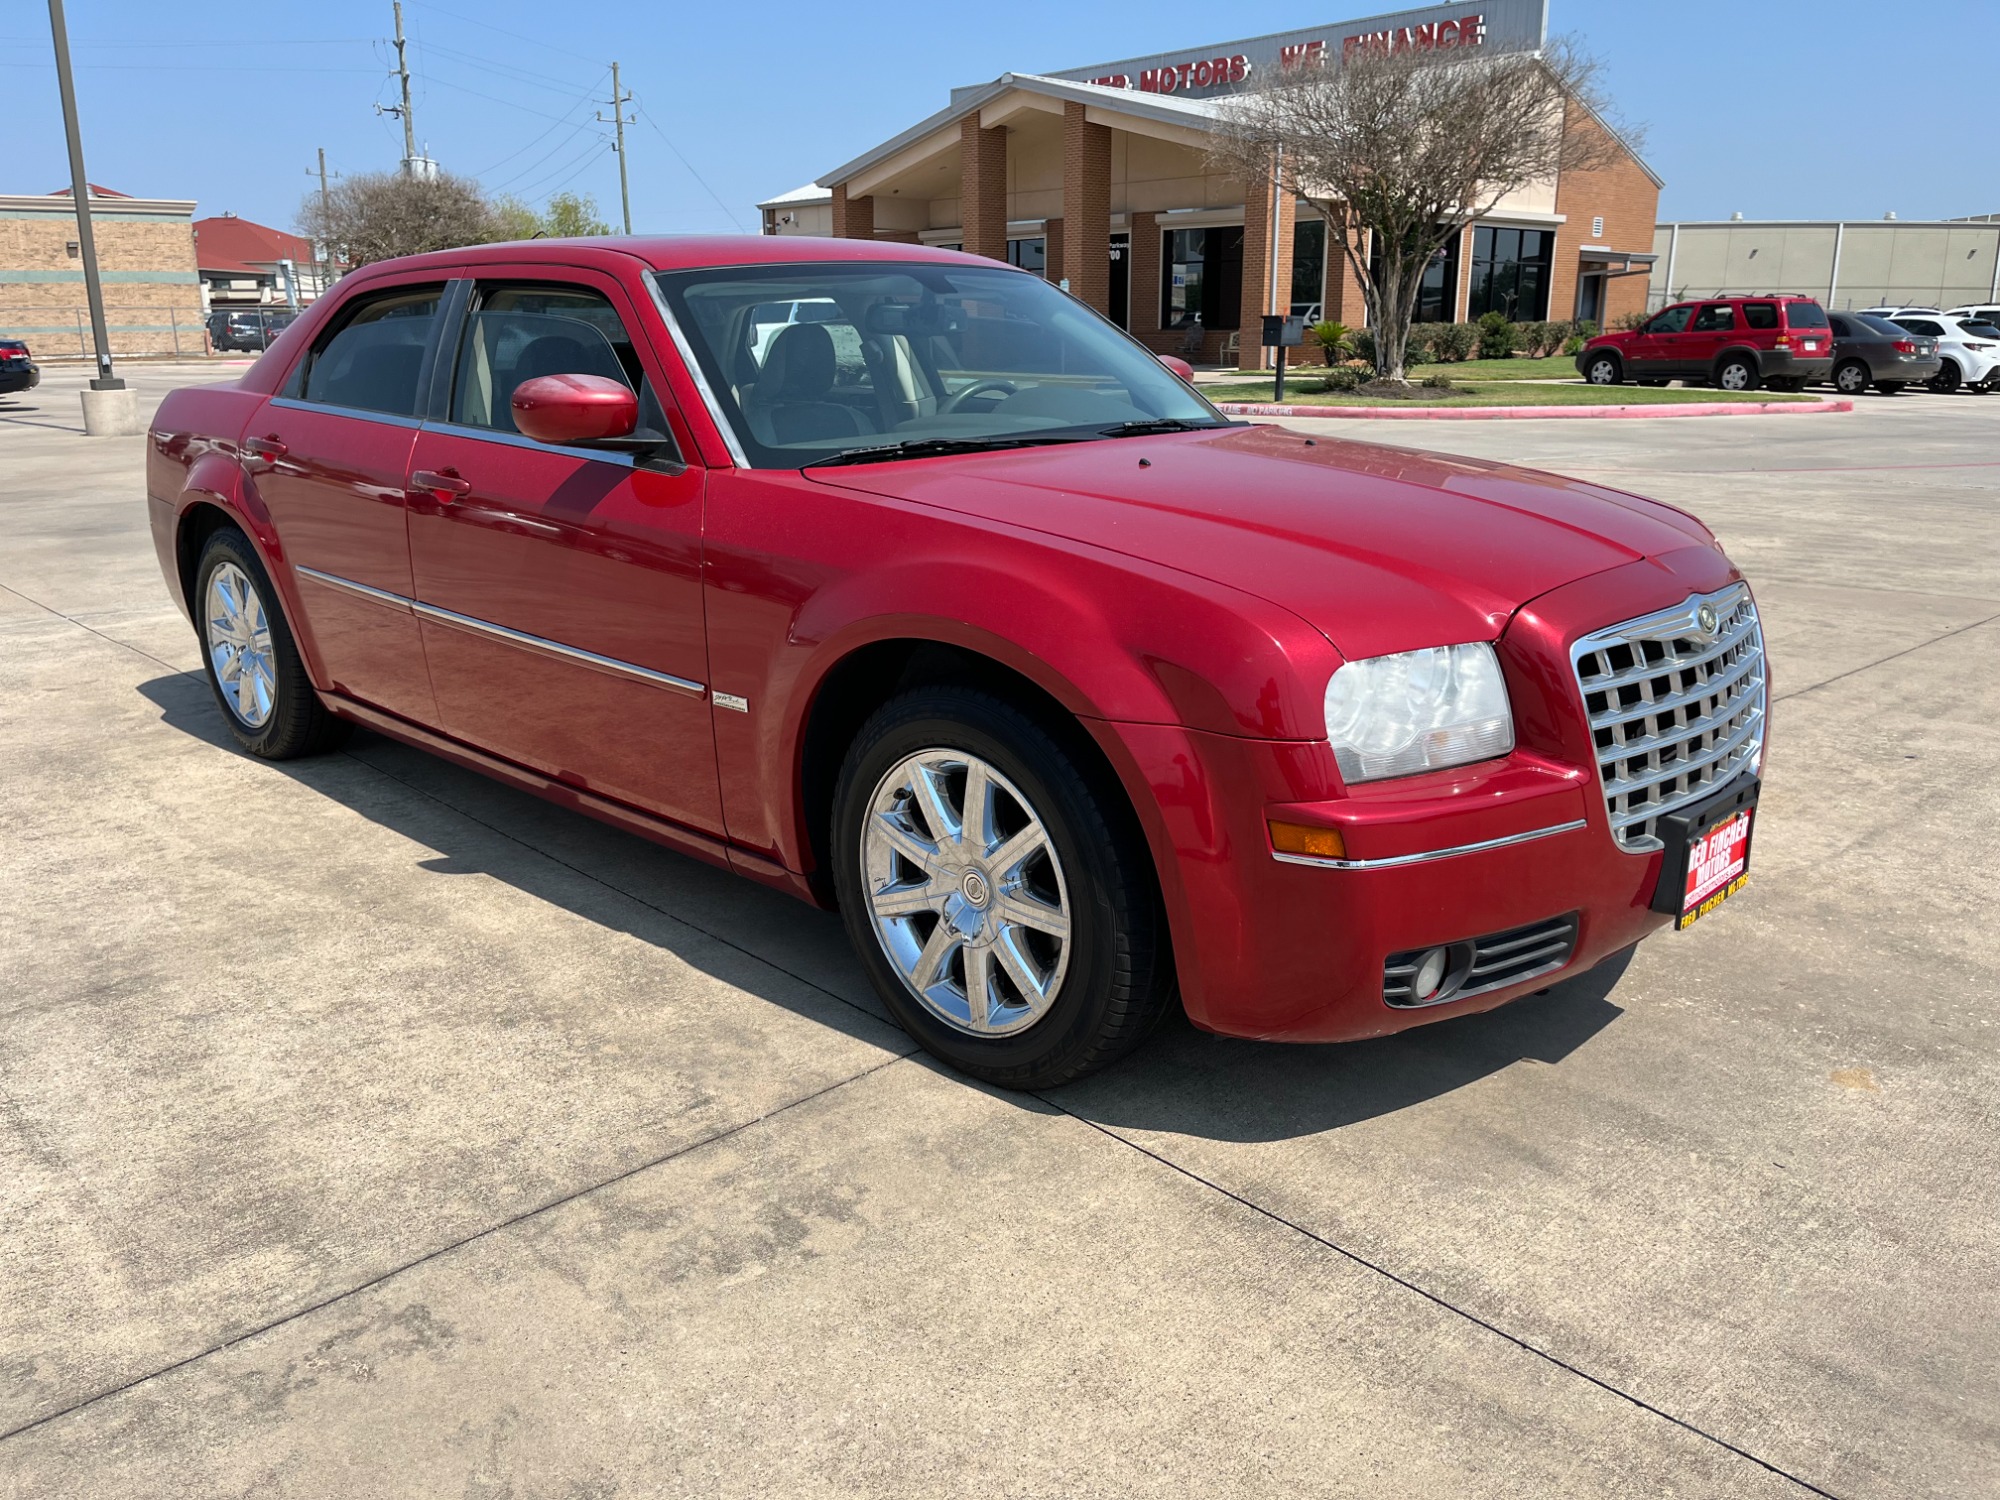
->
(1412, 946, 1450, 1001)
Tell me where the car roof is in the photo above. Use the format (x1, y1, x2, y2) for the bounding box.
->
(349, 234, 997, 280)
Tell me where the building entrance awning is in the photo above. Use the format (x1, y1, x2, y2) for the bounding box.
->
(1578, 248, 1658, 278)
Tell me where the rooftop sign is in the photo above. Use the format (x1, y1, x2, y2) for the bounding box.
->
(1031, 0, 1547, 101)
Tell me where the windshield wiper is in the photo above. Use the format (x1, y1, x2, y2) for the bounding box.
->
(800, 436, 1083, 469)
(1097, 418, 1230, 437)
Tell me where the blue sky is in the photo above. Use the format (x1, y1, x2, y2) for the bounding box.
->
(5, 1, 1995, 233)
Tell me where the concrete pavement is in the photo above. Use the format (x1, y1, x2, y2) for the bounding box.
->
(2, 363, 1995, 1497)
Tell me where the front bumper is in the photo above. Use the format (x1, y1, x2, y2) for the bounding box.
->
(1114, 544, 1746, 1043)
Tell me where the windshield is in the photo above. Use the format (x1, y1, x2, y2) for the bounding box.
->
(653, 261, 1226, 468)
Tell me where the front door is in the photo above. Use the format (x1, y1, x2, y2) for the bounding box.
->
(252, 275, 452, 723)
(405, 271, 722, 835)
(1627, 303, 1695, 377)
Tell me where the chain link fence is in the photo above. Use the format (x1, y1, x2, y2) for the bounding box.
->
(0, 305, 303, 360)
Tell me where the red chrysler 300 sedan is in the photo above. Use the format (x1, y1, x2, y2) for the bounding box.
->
(146, 237, 1767, 1087)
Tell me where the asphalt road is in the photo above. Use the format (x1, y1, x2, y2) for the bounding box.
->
(3, 364, 1996, 1498)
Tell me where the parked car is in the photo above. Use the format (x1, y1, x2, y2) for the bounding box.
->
(0, 339, 39, 396)
(1887, 313, 2000, 392)
(1825, 311, 1940, 395)
(1945, 303, 2000, 325)
(1576, 294, 1833, 391)
(206, 309, 295, 353)
(148, 238, 1768, 1087)
(1857, 305, 1942, 318)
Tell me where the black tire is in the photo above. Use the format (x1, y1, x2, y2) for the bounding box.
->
(1832, 361, 1870, 396)
(1874, 381, 1905, 395)
(1582, 351, 1623, 385)
(1929, 360, 1962, 394)
(1714, 354, 1761, 393)
(192, 528, 348, 759)
(831, 685, 1175, 1089)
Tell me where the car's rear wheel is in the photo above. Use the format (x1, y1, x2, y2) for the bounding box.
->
(194, 528, 348, 759)
(1874, 381, 1905, 396)
(1930, 360, 1962, 393)
(1833, 361, 1870, 396)
(832, 686, 1174, 1089)
(1582, 352, 1622, 385)
(1715, 355, 1760, 392)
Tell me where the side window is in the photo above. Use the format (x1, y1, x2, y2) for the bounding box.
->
(450, 282, 672, 446)
(1645, 306, 1694, 335)
(1897, 319, 1944, 337)
(1691, 304, 1737, 332)
(1744, 303, 1781, 330)
(300, 285, 444, 416)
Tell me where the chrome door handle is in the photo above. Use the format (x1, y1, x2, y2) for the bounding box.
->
(411, 468, 472, 500)
(243, 435, 287, 459)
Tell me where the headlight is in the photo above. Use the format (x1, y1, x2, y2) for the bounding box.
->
(1323, 643, 1514, 783)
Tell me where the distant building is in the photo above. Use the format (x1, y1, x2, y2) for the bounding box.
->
(194, 213, 331, 310)
(0, 184, 203, 356)
(1651, 217, 2000, 313)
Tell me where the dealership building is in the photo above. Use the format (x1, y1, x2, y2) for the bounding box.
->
(758, 0, 1661, 368)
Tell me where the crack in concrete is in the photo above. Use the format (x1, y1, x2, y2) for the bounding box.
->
(1773, 610, 2000, 703)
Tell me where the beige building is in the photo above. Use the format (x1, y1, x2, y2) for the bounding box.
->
(0, 186, 203, 357)
(1650, 217, 2000, 313)
(758, 2, 1661, 370)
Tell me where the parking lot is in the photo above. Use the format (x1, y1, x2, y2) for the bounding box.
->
(3, 361, 1996, 1498)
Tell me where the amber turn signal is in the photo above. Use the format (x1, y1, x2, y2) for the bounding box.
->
(1268, 819, 1346, 859)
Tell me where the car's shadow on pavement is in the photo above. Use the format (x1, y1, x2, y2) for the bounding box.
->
(140, 669, 1630, 1145)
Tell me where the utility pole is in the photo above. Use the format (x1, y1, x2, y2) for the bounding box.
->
(46, 0, 121, 395)
(392, 1, 417, 169)
(597, 63, 635, 234)
(313, 148, 334, 293)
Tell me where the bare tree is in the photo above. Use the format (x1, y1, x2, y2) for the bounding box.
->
(1210, 39, 1637, 384)
(298, 170, 502, 269)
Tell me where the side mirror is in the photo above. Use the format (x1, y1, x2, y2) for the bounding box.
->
(1157, 354, 1196, 383)
(511, 373, 639, 446)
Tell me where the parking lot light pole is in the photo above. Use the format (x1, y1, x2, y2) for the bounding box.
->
(47, 0, 121, 395)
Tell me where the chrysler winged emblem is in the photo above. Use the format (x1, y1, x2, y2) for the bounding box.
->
(1696, 603, 1720, 637)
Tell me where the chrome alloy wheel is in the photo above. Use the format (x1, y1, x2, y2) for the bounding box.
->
(860, 750, 1072, 1037)
(204, 560, 276, 728)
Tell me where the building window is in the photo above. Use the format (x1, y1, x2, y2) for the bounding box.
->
(1367, 227, 1460, 322)
(1006, 237, 1046, 273)
(1468, 226, 1552, 322)
(1161, 226, 1244, 330)
(1291, 219, 1326, 317)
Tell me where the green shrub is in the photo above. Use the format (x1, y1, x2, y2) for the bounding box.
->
(1476, 311, 1518, 360)
(1428, 322, 1477, 362)
(1404, 340, 1434, 366)
(1350, 327, 1378, 366)
(1309, 320, 1351, 364)
(1419, 372, 1455, 390)
(1562, 335, 1586, 356)
(1306, 365, 1366, 393)
(1572, 318, 1599, 340)
(1614, 310, 1649, 331)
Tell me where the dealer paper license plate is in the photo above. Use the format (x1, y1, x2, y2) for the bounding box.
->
(1677, 807, 1753, 929)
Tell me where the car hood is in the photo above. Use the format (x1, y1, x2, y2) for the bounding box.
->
(806, 424, 1715, 661)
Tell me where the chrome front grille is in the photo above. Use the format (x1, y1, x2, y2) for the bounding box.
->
(1570, 584, 1766, 853)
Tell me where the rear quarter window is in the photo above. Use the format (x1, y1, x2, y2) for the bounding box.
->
(1743, 303, 1780, 330)
(1782, 302, 1830, 329)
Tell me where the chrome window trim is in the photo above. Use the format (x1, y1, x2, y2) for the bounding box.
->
(417, 419, 637, 468)
(295, 565, 414, 612)
(292, 566, 705, 698)
(268, 395, 425, 430)
(646, 275, 750, 468)
(1271, 818, 1587, 871)
(410, 600, 705, 697)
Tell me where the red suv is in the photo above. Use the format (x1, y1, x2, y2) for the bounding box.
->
(1577, 295, 1834, 392)
(147, 238, 1767, 1087)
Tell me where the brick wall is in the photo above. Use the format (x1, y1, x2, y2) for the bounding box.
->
(1551, 107, 1661, 326)
(1238, 163, 1295, 370)
(960, 119, 1008, 261)
(0, 204, 203, 355)
(830, 185, 875, 239)
(1043, 217, 1065, 283)
(1060, 102, 1111, 312)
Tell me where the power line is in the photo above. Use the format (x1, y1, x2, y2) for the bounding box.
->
(633, 102, 749, 232)
(487, 119, 607, 193)
(418, 40, 599, 98)
(469, 74, 606, 178)
(396, 0, 601, 66)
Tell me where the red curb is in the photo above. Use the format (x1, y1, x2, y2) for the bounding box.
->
(1210, 398, 1854, 421)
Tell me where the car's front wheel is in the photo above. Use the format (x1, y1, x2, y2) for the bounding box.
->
(1582, 352, 1623, 385)
(1833, 361, 1870, 396)
(832, 686, 1174, 1089)
(194, 528, 348, 759)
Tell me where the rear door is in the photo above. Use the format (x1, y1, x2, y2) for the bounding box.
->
(252, 272, 456, 723)
(404, 267, 722, 834)
(1683, 302, 1740, 375)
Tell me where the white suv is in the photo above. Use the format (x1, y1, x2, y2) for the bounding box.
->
(1945, 302, 2000, 326)
(1890, 314, 2000, 393)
